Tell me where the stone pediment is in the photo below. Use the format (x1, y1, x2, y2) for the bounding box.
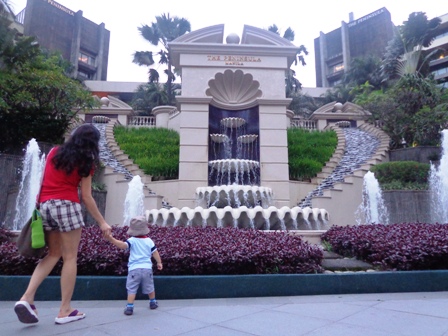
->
(173, 24, 225, 44)
(240, 25, 295, 46)
(172, 24, 295, 46)
(169, 24, 299, 69)
(310, 101, 371, 121)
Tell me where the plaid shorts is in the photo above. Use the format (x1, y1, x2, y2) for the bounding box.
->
(40, 200, 85, 232)
(126, 268, 155, 295)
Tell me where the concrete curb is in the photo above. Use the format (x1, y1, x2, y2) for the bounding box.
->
(2, 271, 448, 301)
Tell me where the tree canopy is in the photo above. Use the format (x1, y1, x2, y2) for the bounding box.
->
(0, 12, 95, 153)
(381, 12, 442, 81)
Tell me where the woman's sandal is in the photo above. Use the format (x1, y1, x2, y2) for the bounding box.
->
(14, 301, 38, 324)
(55, 310, 86, 325)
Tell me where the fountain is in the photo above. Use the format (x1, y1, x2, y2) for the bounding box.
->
(146, 115, 329, 229)
(355, 171, 390, 225)
(430, 129, 448, 224)
(123, 175, 145, 226)
(12, 139, 46, 230)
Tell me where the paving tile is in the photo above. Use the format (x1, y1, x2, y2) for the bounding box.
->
(306, 322, 394, 336)
(339, 306, 448, 336)
(217, 309, 332, 336)
(167, 304, 266, 324)
(272, 301, 373, 321)
(1, 293, 448, 336)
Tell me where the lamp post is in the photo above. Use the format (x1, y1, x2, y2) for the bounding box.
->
(401, 137, 407, 148)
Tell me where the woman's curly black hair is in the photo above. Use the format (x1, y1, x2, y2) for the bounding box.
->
(52, 124, 101, 177)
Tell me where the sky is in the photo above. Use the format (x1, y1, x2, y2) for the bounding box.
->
(10, 0, 447, 88)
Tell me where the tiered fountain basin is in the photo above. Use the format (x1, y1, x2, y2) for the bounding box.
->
(209, 159, 259, 172)
(146, 206, 329, 230)
(196, 185, 273, 208)
(220, 117, 246, 128)
(210, 134, 229, 143)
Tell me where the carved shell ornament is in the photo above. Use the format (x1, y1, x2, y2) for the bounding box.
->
(206, 69, 262, 108)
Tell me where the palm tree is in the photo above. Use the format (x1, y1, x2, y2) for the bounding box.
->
(133, 13, 191, 105)
(381, 12, 441, 81)
(267, 24, 308, 96)
(321, 83, 355, 104)
(288, 91, 323, 119)
(0, 0, 11, 14)
(342, 55, 383, 89)
(131, 82, 171, 115)
(0, 1, 40, 71)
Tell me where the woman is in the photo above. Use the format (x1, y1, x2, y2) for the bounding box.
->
(14, 123, 112, 325)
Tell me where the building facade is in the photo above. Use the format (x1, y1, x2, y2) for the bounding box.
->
(314, 7, 394, 88)
(427, 13, 448, 88)
(16, 0, 110, 81)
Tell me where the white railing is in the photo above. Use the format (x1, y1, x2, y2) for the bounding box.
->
(290, 119, 317, 130)
(334, 121, 351, 128)
(374, 120, 384, 128)
(128, 116, 156, 128)
(92, 116, 111, 124)
(169, 108, 180, 119)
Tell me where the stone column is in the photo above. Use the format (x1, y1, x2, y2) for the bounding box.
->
(175, 97, 211, 208)
(258, 99, 292, 208)
(152, 105, 176, 129)
(286, 109, 295, 128)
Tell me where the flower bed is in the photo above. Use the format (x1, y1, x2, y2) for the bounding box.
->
(321, 223, 448, 271)
(0, 226, 324, 276)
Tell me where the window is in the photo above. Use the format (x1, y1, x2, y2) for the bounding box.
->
(432, 67, 448, 77)
(330, 63, 344, 74)
(330, 79, 342, 87)
(78, 70, 93, 79)
(78, 52, 96, 66)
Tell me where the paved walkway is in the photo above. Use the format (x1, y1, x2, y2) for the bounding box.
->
(2, 292, 448, 335)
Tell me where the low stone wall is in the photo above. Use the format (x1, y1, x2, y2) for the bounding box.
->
(0, 155, 22, 226)
(383, 190, 432, 224)
(389, 146, 441, 163)
(81, 190, 107, 227)
(2, 271, 448, 300)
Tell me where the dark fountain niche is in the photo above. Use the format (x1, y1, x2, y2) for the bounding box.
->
(208, 105, 260, 187)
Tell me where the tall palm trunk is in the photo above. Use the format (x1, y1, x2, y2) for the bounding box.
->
(167, 60, 173, 105)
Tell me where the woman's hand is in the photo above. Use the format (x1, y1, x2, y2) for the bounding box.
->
(99, 222, 112, 238)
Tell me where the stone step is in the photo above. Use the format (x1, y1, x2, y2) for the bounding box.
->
(321, 251, 374, 271)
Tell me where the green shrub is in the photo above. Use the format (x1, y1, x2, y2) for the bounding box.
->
(370, 161, 430, 189)
(287, 129, 337, 180)
(114, 126, 179, 179)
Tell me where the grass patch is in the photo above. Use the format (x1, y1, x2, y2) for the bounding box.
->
(114, 126, 179, 179)
(287, 128, 338, 181)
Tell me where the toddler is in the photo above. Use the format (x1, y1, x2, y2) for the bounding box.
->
(106, 216, 162, 315)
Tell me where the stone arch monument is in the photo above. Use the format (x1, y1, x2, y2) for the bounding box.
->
(169, 24, 300, 209)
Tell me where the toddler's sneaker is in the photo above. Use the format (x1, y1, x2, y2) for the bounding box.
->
(124, 305, 133, 315)
(149, 301, 158, 310)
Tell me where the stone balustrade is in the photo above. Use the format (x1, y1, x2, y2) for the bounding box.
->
(128, 116, 156, 128)
(290, 119, 318, 130)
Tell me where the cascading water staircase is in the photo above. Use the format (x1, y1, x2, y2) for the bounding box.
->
(300, 122, 390, 226)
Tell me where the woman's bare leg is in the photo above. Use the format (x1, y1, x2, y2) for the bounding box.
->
(57, 228, 82, 317)
(20, 231, 62, 311)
